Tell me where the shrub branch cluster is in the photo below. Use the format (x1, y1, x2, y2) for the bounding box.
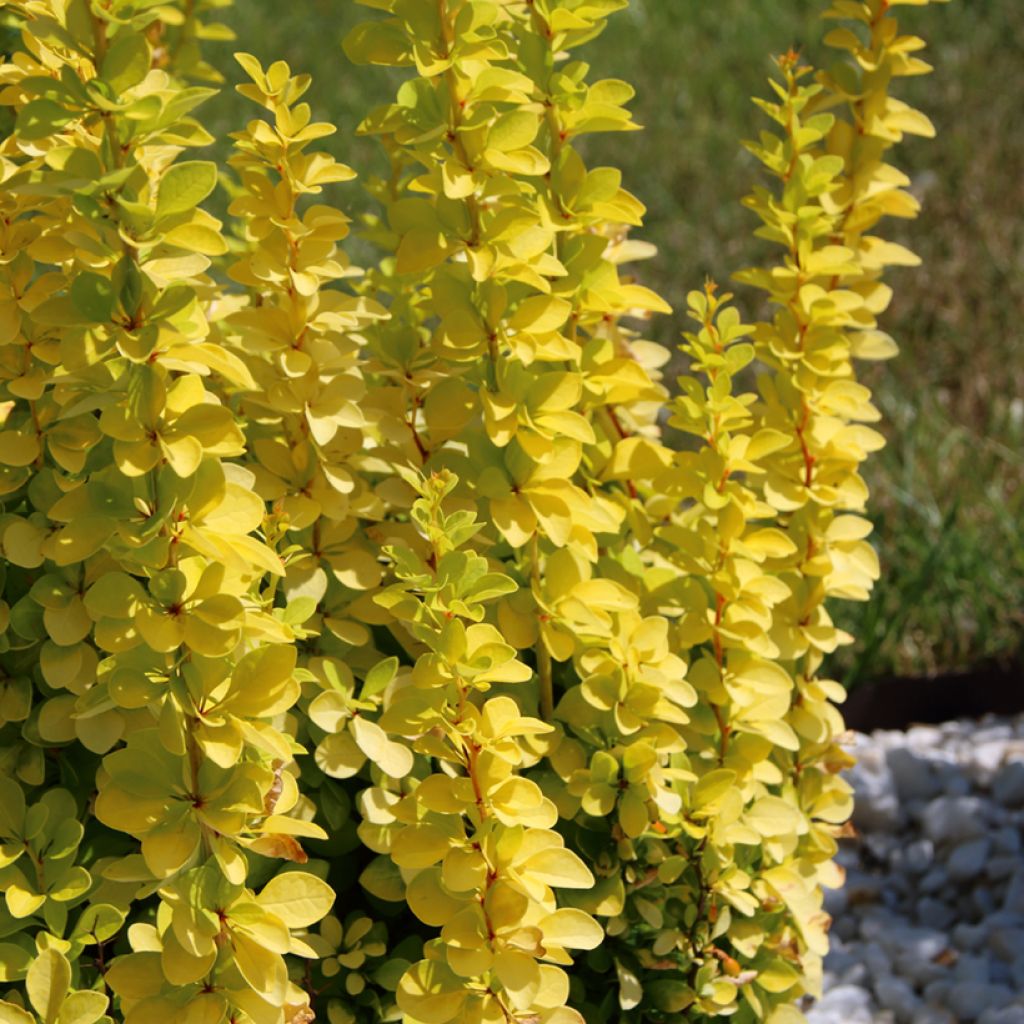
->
(0, 1, 946, 1023)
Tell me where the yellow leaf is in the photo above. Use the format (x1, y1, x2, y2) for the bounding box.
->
(692, 769, 736, 812)
(162, 434, 204, 478)
(539, 908, 604, 950)
(510, 295, 572, 333)
(415, 775, 473, 815)
(405, 868, 465, 927)
(490, 777, 557, 829)
(257, 872, 335, 929)
(232, 932, 287, 1007)
(180, 994, 227, 1024)
(349, 716, 414, 778)
(493, 950, 541, 1010)
(396, 960, 467, 1024)
(761, 865, 830, 957)
(160, 932, 215, 987)
(618, 791, 648, 838)
(134, 604, 185, 653)
(520, 846, 594, 889)
(745, 796, 805, 838)
(491, 494, 536, 548)
(756, 959, 801, 994)
(0, 1002, 34, 1024)
(605, 437, 673, 480)
(259, 815, 328, 840)
(6, 888, 45, 920)
(315, 730, 365, 780)
(850, 329, 899, 360)
(742, 528, 798, 559)
(391, 825, 452, 870)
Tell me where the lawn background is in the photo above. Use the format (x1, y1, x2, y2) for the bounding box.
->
(206, 0, 1024, 685)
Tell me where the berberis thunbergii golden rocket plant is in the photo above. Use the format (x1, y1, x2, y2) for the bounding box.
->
(0, 0, 947, 1022)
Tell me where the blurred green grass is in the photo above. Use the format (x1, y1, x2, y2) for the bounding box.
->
(208, 0, 1023, 684)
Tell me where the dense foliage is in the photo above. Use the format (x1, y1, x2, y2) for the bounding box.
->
(0, 1, 946, 1023)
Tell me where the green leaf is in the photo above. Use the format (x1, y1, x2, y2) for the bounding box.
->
(0, 779, 26, 837)
(102, 33, 150, 93)
(0, 944, 31, 983)
(42, 901, 67, 942)
(70, 273, 114, 324)
(342, 22, 411, 67)
(16, 99, 75, 141)
(359, 856, 405, 902)
(156, 161, 218, 220)
(372, 957, 412, 992)
(648, 979, 694, 1013)
(114, 256, 144, 319)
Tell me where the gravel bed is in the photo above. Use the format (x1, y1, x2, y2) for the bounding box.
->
(807, 714, 1024, 1024)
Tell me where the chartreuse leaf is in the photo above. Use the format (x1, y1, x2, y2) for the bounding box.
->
(102, 33, 150, 92)
(693, 768, 736, 811)
(16, 99, 75, 140)
(54, 990, 108, 1024)
(71, 904, 126, 945)
(361, 656, 398, 699)
(156, 161, 218, 220)
(26, 948, 70, 1024)
(0, 944, 31, 983)
(360, 857, 405, 903)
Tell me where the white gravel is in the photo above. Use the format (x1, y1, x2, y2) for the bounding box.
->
(806, 714, 1024, 1024)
